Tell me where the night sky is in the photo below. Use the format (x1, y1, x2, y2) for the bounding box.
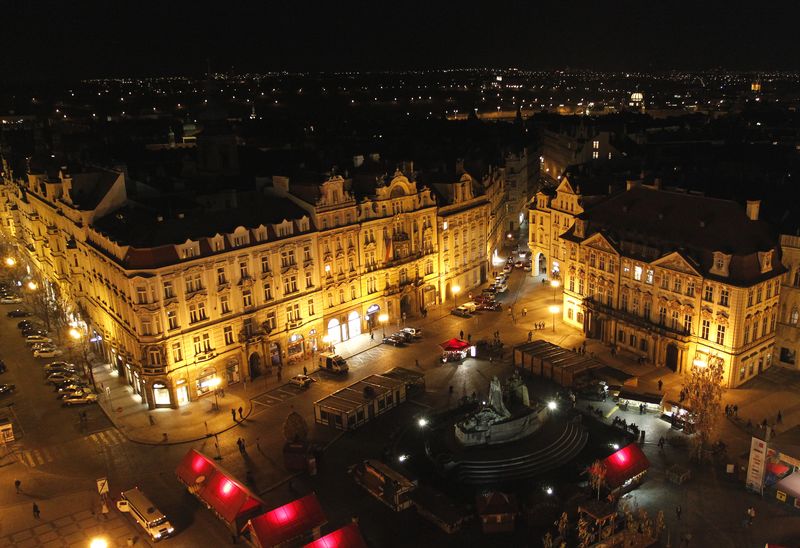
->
(4, 0, 800, 82)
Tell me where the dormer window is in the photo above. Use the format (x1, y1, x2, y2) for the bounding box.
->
(758, 250, 774, 274)
(709, 251, 731, 277)
(180, 242, 200, 259)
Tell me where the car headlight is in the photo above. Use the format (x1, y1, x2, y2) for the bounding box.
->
(167, 527, 174, 533)
(154, 532, 161, 538)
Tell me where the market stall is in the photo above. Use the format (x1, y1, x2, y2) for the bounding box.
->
(439, 338, 472, 363)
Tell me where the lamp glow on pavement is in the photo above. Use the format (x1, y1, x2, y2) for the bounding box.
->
(4, 257, 15, 266)
(89, 538, 109, 548)
(547, 401, 557, 410)
(27, 281, 38, 290)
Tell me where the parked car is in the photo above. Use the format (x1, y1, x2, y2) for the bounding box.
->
(401, 327, 423, 339)
(22, 328, 48, 337)
(56, 384, 90, 396)
(62, 393, 99, 406)
(288, 374, 316, 388)
(34, 348, 64, 358)
(6, 309, 30, 318)
(514, 261, 524, 268)
(26, 335, 52, 345)
(494, 283, 508, 293)
(46, 372, 80, 384)
(17, 320, 36, 329)
(523, 263, 532, 272)
(460, 301, 478, 313)
(503, 264, 513, 274)
(481, 287, 497, 295)
(477, 301, 502, 311)
(32, 343, 58, 353)
(0, 296, 22, 304)
(0, 384, 16, 396)
(47, 367, 79, 378)
(44, 361, 76, 372)
(382, 334, 406, 346)
(450, 307, 472, 318)
(392, 331, 413, 343)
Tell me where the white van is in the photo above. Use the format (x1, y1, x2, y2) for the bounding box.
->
(318, 352, 349, 373)
(116, 487, 174, 541)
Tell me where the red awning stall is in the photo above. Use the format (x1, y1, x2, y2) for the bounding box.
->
(303, 523, 367, 548)
(242, 493, 327, 548)
(176, 449, 265, 533)
(439, 338, 471, 363)
(603, 443, 650, 493)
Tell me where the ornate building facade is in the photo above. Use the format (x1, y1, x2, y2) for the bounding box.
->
(529, 180, 784, 388)
(1, 159, 493, 409)
(776, 234, 800, 369)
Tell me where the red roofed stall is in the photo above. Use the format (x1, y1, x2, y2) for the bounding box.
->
(242, 493, 327, 548)
(176, 449, 266, 534)
(603, 443, 650, 494)
(303, 523, 367, 548)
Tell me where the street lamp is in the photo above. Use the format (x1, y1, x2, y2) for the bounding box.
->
(322, 334, 332, 352)
(4, 257, 15, 267)
(548, 305, 560, 333)
(550, 279, 561, 301)
(378, 313, 389, 337)
(27, 281, 37, 291)
(208, 377, 221, 411)
(452, 284, 461, 310)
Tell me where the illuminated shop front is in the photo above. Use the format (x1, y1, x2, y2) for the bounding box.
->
(152, 381, 171, 407)
(196, 367, 217, 397)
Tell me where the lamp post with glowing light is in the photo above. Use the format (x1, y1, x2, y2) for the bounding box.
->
(322, 334, 332, 353)
(208, 377, 221, 411)
(548, 305, 560, 333)
(69, 327, 96, 387)
(4, 257, 15, 267)
(550, 279, 561, 302)
(452, 284, 461, 310)
(378, 313, 389, 337)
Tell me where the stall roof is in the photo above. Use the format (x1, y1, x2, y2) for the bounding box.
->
(245, 493, 327, 548)
(315, 395, 362, 413)
(440, 338, 470, 351)
(775, 472, 800, 499)
(617, 388, 664, 406)
(314, 372, 404, 415)
(603, 443, 650, 489)
(175, 449, 264, 527)
(303, 523, 367, 548)
(767, 425, 800, 458)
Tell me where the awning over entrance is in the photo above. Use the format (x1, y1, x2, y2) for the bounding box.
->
(175, 449, 265, 530)
(243, 493, 327, 547)
(303, 523, 367, 548)
(439, 338, 470, 352)
(603, 443, 650, 489)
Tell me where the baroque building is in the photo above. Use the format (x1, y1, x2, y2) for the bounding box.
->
(776, 234, 800, 368)
(0, 156, 495, 409)
(529, 179, 784, 388)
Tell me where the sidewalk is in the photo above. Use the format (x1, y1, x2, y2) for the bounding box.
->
(0, 489, 145, 547)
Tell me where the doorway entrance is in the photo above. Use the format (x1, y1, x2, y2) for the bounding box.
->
(666, 343, 678, 372)
(249, 352, 262, 378)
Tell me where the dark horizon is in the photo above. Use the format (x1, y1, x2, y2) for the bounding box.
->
(4, 1, 800, 83)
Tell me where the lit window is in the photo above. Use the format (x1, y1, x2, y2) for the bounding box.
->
(633, 266, 643, 281)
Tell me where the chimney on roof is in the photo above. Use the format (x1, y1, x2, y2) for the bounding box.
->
(746, 200, 760, 221)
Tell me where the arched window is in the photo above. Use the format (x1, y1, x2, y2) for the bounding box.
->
(791, 308, 799, 326)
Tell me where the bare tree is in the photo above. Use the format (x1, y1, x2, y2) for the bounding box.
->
(556, 511, 569, 541)
(541, 531, 553, 548)
(684, 357, 725, 461)
(588, 459, 607, 500)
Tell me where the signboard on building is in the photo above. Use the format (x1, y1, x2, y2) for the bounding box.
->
(746, 436, 768, 493)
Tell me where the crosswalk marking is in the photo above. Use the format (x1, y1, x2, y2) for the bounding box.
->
(18, 428, 126, 468)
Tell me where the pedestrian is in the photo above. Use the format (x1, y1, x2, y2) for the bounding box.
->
(32, 503, 40, 519)
(238, 406, 244, 420)
(734, 404, 738, 417)
(778, 410, 783, 424)
(148, 414, 155, 426)
(14, 479, 21, 493)
(675, 505, 682, 520)
(467, 333, 472, 343)
(528, 331, 532, 342)
(231, 408, 237, 422)
(459, 330, 464, 340)
(658, 436, 665, 451)
(303, 366, 307, 376)
(101, 501, 109, 520)
(746, 506, 755, 526)
(239, 438, 246, 453)
(657, 379, 663, 392)
(522, 307, 527, 317)
(370, 331, 374, 340)
(256, 437, 261, 453)
(415, 359, 420, 369)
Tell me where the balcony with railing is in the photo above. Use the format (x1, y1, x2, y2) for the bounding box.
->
(584, 296, 692, 341)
